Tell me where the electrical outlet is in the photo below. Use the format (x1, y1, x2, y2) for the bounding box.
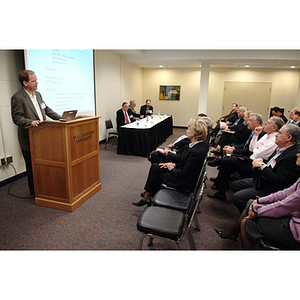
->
(6, 156, 13, 164)
(0, 156, 13, 166)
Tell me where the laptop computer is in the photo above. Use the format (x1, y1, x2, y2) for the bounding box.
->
(60, 110, 78, 121)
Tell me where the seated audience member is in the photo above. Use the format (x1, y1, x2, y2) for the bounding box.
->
(214, 153, 300, 250)
(213, 108, 250, 149)
(212, 103, 239, 137)
(116, 102, 134, 130)
(140, 99, 153, 116)
(213, 107, 251, 154)
(149, 116, 212, 164)
(291, 109, 300, 126)
(208, 116, 284, 201)
(132, 119, 208, 207)
(198, 116, 213, 142)
(271, 106, 288, 123)
(286, 107, 298, 124)
(231, 124, 300, 213)
(128, 100, 144, 121)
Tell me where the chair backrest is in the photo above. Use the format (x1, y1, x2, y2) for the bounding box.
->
(105, 119, 113, 130)
(185, 157, 207, 228)
(187, 168, 206, 227)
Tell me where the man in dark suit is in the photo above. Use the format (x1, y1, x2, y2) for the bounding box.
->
(116, 102, 135, 130)
(140, 99, 153, 116)
(11, 70, 61, 195)
(128, 100, 144, 121)
(271, 106, 288, 123)
(212, 103, 239, 137)
(231, 124, 300, 213)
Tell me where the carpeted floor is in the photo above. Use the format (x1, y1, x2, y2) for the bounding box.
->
(0, 128, 242, 250)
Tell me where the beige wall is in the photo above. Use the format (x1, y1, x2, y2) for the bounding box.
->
(142, 67, 300, 126)
(207, 68, 300, 123)
(0, 50, 26, 182)
(94, 50, 143, 141)
(142, 68, 201, 126)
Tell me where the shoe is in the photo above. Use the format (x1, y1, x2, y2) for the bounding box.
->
(207, 192, 226, 201)
(132, 199, 150, 207)
(214, 228, 238, 241)
(210, 177, 216, 182)
(208, 158, 221, 167)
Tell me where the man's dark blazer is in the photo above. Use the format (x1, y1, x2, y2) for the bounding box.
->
(11, 88, 61, 151)
(116, 108, 134, 130)
(221, 109, 238, 123)
(128, 107, 140, 120)
(218, 118, 252, 147)
(254, 144, 300, 194)
(140, 104, 153, 116)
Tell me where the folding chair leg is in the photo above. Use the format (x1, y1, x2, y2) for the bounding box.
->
(104, 137, 108, 149)
(148, 236, 154, 246)
(187, 231, 196, 250)
(175, 242, 181, 250)
(193, 216, 200, 231)
(139, 235, 146, 250)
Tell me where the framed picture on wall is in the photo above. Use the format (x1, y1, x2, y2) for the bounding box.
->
(159, 85, 181, 100)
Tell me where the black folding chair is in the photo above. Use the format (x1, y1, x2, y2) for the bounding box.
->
(137, 167, 206, 250)
(104, 119, 118, 148)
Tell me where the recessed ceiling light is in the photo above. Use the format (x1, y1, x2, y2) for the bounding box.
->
(150, 63, 179, 66)
(245, 65, 250, 68)
(233, 62, 280, 66)
(290, 66, 296, 68)
(159, 65, 163, 68)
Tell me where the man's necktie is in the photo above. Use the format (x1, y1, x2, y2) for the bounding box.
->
(243, 131, 254, 149)
(125, 112, 130, 124)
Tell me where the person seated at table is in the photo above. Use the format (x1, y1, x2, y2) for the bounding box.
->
(132, 118, 208, 207)
(214, 153, 300, 250)
(116, 102, 134, 130)
(128, 100, 144, 121)
(140, 99, 153, 116)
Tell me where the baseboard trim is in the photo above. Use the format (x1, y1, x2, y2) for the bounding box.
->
(0, 172, 27, 187)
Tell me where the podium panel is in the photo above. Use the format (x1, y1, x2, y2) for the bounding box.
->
(28, 117, 101, 211)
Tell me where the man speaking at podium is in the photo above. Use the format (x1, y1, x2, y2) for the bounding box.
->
(11, 70, 61, 196)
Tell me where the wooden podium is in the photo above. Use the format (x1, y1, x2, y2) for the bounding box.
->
(27, 116, 101, 211)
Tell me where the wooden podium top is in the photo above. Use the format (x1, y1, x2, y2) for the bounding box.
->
(26, 116, 101, 129)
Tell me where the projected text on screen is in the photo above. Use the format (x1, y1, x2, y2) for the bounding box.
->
(25, 49, 95, 117)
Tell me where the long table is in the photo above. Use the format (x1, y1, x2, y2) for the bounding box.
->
(117, 115, 173, 157)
